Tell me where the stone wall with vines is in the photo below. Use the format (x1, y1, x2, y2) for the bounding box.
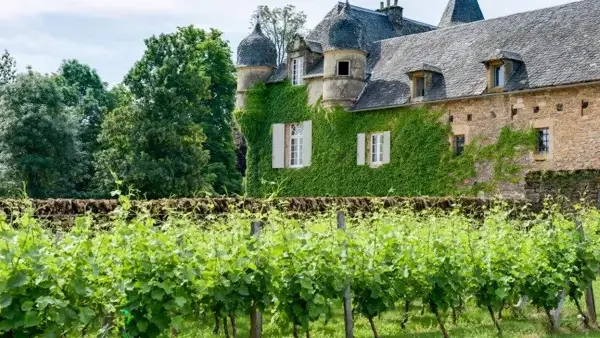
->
(236, 82, 535, 197)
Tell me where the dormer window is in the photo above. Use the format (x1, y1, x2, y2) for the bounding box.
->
(291, 57, 304, 86)
(406, 64, 442, 100)
(337, 60, 350, 76)
(483, 50, 523, 92)
(493, 64, 505, 88)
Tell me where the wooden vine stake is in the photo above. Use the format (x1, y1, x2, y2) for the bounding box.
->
(337, 211, 354, 338)
(576, 219, 597, 326)
(250, 221, 263, 338)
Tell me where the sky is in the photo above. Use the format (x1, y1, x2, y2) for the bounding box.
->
(0, 0, 578, 85)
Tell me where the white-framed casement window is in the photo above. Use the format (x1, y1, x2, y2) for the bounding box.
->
(272, 121, 312, 169)
(370, 133, 385, 165)
(337, 60, 351, 76)
(493, 64, 505, 88)
(291, 57, 304, 86)
(289, 123, 304, 167)
(357, 131, 391, 167)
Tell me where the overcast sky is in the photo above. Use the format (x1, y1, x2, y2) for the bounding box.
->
(0, 0, 578, 85)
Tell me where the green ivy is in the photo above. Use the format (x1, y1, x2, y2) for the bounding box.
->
(237, 82, 535, 197)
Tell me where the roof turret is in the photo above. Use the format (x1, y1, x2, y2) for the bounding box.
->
(326, 1, 366, 52)
(439, 0, 484, 28)
(237, 22, 277, 68)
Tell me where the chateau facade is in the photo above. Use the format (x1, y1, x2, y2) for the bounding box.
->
(235, 0, 600, 197)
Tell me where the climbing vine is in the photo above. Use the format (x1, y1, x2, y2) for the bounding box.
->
(236, 82, 535, 197)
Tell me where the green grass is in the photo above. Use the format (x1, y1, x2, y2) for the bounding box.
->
(181, 283, 600, 338)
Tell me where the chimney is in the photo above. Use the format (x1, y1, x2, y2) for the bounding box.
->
(377, 0, 403, 31)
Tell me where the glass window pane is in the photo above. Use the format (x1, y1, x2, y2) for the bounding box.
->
(416, 77, 426, 97)
(536, 128, 550, 154)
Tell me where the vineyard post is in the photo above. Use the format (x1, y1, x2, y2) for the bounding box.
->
(337, 211, 354, 338)
(576, 219, 598, 325)
(250, 221, 263, 338)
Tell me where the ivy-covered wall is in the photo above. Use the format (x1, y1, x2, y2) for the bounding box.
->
(236, 82, 534, 198)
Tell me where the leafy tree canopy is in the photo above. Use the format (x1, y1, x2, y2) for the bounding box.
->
(0, 71, 85, 198)
(0, 50, 17, 88)
(95, 26, 242, 198)
(119, 26, 240, 195)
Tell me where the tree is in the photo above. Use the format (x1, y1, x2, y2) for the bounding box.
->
(0, 50, 17, 87)
(95, 26, 241, 198)
(0, 71, 85, 198)
(251, 5, 307, 65)
(55, 60, 113, 194)
(120, 26, 241, 195)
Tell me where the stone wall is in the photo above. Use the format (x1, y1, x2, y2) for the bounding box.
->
(430, 83, 600, 196)
(525, 170, 600, 209)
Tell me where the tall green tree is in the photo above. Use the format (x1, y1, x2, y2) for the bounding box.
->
(0, 71, 85, 198)
(251, 5, 307, 65)
(95, 27, 241, 198)
(55, 60, 112, 194)
(0, 50, 17, 87)
(120, 26, 240, 195)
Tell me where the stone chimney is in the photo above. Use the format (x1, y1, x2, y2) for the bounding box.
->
(377, 0, 403, 31)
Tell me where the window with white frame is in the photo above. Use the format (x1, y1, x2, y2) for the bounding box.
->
(370, 133, 384, 165)
(291, 57, 304, 86)
(271, 121, 312, 169)
(493, 64, 505, 88)
(289, 123, 304, 167)
(357, 132, 390, 167)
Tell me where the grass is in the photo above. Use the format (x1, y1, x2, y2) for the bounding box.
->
(180, 283, 600, 338)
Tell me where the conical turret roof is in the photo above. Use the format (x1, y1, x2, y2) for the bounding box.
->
(237, 22, 277, 68)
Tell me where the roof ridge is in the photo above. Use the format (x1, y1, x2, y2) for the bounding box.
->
(336, 1, 436, 29)
(336, 1, 387, 16)
(372, 0, 587, 44)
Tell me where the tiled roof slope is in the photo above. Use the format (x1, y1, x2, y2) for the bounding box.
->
(439, 0, 484, 27)
(307, 2, 435, 50)
(353, 0, 600, 111)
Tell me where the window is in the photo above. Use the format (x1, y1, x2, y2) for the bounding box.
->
(415, 76, 426, 98)
(289, 123, 304, 167)
(493, 65, 505, 88)
(454, 135, 466, 156)
(272, 121, 312, 169)
(292, 57, 304, 86)
(536, 128, 550, 155)
(337, 61, 350, 76)
(370, 133, 385, 165)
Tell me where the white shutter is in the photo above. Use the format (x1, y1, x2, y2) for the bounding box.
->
(302, 120, 312, 166)
(272, 124, 285, 168)
(383, 131, 391, 164)
(357, 133, 366, 165)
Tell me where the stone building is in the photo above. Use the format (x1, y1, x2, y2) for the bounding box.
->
(235, 0, 600, 197)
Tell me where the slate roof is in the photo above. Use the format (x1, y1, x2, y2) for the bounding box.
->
(307, 2, 435, 51)
(305, 59, 325, 79)
(353, 0, 600, 111)
(237, 23, 277, 68)
(326, 3, 366, 52)
(267, 64, 288, 83)
(439, 0, 484, 28)
(484, 50, 524, 63)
